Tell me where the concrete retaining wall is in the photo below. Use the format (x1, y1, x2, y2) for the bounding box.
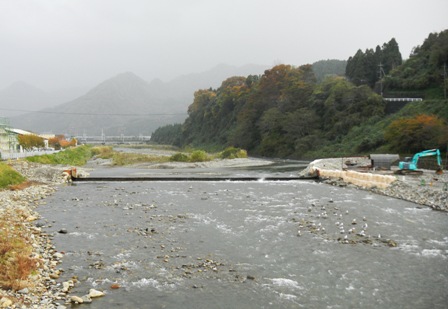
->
(311, 167, 396, 189)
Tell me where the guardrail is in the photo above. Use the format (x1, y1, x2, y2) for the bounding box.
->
(0, 150, 59, 160)
(382, 98, 423, 102)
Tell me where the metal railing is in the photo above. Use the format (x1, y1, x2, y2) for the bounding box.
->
(382, 98, 423, 102)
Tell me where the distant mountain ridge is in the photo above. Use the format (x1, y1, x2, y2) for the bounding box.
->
(10, 64, 270, 135)
(0, 81, 87, 117)
(0, 81, 52, 117)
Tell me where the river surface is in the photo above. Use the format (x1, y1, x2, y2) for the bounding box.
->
(38, 158, 448, 309)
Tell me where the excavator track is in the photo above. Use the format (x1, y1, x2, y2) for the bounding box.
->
(394, 169, 424, 176)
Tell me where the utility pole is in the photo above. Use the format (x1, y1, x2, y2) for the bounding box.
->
(444, 63, 447, 100)
(378, 63, 385, 96)
(101, 129, 105, 144)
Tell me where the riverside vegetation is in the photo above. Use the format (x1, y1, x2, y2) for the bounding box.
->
(151, 30, 448, 161)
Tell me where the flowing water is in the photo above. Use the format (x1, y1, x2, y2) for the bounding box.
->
(38, 160, 448, 309)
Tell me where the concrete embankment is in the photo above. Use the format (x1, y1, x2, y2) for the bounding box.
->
(300, 158, 448, 211)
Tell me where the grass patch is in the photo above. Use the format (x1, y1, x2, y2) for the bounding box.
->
(118, 144, 179, 151)
(169, 150, 211, 162)
(0, 163, 26, 189)
(169, 147, 248, 162)
(90, 146, 171, 166)
(91, 146, 114, 158)
(109, 152, 170, 166)
(25, 145, 93, 166)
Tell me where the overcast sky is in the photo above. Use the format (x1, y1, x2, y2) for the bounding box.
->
(1, 0, 447, 91)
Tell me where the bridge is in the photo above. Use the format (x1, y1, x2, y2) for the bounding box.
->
(75, 134, 151, 145)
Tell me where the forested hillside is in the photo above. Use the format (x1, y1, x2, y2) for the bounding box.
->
(151, 30, 448, 159)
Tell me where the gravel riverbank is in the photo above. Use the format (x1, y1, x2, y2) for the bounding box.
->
(1, 157, 447, 308)
(0, 161, 67, 309)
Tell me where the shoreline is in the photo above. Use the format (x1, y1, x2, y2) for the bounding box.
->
(0, 161, 65, 309)
(1, 157, 447, 307)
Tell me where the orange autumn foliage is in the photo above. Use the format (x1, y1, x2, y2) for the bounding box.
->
(48, 135, 77, 150)
(384, 114, 448, 153)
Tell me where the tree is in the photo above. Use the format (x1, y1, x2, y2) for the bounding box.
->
(150, 124, 183, 147)
(18, 134, 45, 151)
(346, 38, 402, 89)
(346, 49, 367, 86)
(49, 135, 77, 149)
(384, 114, 448, 153)
(381, 38, 402, 73)
(383, 30, 448, 93)
(312, 59, 347, 82)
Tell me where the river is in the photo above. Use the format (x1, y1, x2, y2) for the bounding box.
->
(38, 157, 448, 308)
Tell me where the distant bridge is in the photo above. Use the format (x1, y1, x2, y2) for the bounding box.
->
(75, 135, 151, 145)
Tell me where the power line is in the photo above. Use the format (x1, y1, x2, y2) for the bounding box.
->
(0, 107, 187, 117)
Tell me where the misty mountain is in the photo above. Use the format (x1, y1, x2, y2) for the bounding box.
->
(0, 82, 52, 117)
(10, 64, 269, 136)
(0, 81, 88, 118)
(11, 72, 172, 136)
(149, 63, 270, 103)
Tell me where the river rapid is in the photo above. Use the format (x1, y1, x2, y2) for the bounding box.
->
(38, 157, 448, 309)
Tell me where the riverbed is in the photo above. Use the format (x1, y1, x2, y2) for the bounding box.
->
(37, 159, 448, 308)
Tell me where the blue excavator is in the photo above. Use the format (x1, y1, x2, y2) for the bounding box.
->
(396, 149, 443, 174)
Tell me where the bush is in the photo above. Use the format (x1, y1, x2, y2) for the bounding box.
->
(219, 147, 248, 159)
(110, 153, 168, 166)
(190, 150, 210, 162)
(91, 146, 114, 158)
(170, 153, 190, 162)
(0, 163, 26, 189)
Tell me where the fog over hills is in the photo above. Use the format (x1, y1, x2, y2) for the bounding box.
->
(0, 82, 54, 117)
(9, 64, 269, 135)
(0, 82, 87, 118)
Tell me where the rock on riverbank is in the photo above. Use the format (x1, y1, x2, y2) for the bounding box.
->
(300, 158, 448, 211)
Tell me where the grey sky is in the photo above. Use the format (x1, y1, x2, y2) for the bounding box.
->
(1, 0, 447, 91)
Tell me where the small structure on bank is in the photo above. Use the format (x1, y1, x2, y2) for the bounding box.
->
(369, 154, 400, 170)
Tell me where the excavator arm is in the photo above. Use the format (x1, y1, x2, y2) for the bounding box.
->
(398, 149, 442, 173)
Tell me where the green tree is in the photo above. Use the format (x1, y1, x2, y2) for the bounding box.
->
(346, 38, 402, 89)
(150, 124, 183, 147)
(381, 38, 402, 73)
(346, 49, 367, 86)
(312, 59, 347, 82)
(384, 30, 448, 94)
